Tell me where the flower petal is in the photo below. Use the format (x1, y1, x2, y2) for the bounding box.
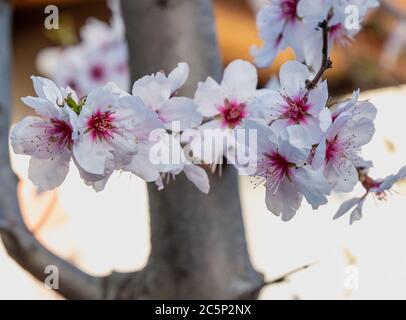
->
(168, 62, 189, 93)
(160, 97, 203, 131)
(279, 61, 309, 97)
(194, 77, 224, 117)
(221, 59, 258, 94)
(28, 155, 70, 191)
(183, 164, 210, 194)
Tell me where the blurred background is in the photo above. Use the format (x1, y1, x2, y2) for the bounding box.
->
(3, 0, 406, 299)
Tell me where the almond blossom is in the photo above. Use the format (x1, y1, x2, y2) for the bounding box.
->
(73, 83, 159, 185)
(10, 77, 78, 191)
(251, 0, 305, 68)
(246, 120, 331, 221)
(132, 63, 202, 132)
(334, 166, 406, 225)
(298, 0, 379, 69)
(313, 96, 376, 192)
(252, 0, 379, 69)
(192, 59, 261, 166)
(36, 0, 129, 97)
(250, 60, 329, 143)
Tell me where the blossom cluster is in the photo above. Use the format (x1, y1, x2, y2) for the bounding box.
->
(11, 0, 406, 224)
(36, 0, 129, 98)
(252, 0, 379, 69)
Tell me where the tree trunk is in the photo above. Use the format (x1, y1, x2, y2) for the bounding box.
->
(121, 0, 263, 299)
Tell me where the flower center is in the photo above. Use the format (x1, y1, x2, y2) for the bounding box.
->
(282, 95, 310, 124)
(280, 0, 298, 22)
(256, 151, 292, 191)
(329, 23, 352, 47)
(86, 110, 117, 141)
(90, 65, 105, 81)
(361, 176, 381, 191)
(47, 118, 73, 150)
(219, 99, 247, 128)
(325, 135, 358, 168)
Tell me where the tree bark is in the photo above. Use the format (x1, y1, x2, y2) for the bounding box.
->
(0, 0, 264, 300)
(0, 0, 105, 300)
(120, 0, 264, 299)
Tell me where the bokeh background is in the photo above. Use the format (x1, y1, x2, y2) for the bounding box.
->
(3, 0, 406, 299)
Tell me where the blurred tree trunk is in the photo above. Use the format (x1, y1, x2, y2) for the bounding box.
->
(120, 0, 263, 299)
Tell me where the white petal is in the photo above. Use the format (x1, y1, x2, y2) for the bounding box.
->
(132, 73, 171, 110)
(21, 96, 61, 119)
(279, 61, 309, 97)
(183, 164, 210, 194)
(247, 90, 285, 122)
(28, 155, 70, 191)
(160, 97, 203, 131)
(265, 179, 303, 222)
(73, 134, 113, 175)
(31, 76, 63, 104)
(326, 160, 359, 192)
(350, 197, 366, 225)
(312, 137, 326, 169)
(124, 142, 160, 182)
(168, 62, 189, 93)
(307, 80, 328, 116)
(293, 166, 331, 209)
(375, 166, 406, 192)
(278, 125, 312, 164)
(343, 117, 375, 147)
(334, 197, 362, 220)
(221, 59, 258, 94)
(194, 77, 224, 117)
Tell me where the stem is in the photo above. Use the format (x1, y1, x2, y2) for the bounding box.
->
(306, 20, 333, 90)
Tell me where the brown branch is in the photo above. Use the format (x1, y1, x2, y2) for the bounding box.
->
(263, 264, 311, 287)
(306, 20, 333, 90)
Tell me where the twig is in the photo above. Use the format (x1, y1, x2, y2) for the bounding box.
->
(306, 20, 333, 90)
(263, 263, 312, 287)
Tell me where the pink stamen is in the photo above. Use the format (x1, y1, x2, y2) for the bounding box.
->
(281, 94, 310, 124)
(280, 0, 298, 23)
(255, 151, 291, 192)
(86, 110, 117, 141)
(329, 23, 353, 47)
(218, 98, 247, 129)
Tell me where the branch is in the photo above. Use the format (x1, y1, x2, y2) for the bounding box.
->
(306, 20, 333, 90)
(263, 264, 311, 287)
(0, 0, 105, 300)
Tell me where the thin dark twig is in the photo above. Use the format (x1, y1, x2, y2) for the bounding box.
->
(263, 263, 312, 287)
(306, 20, 333, 90)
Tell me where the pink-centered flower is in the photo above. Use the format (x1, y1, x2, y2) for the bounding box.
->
(36, 0, 129, 97)
(298, 0, 379, 69)
(334, 165, 406, 225)
(246, 120, 331, 221)
(192, 60, 261, 165)
(313, 102, 376, 192)
(10, 76, 78, 191)
(251, 0, 305, 68)
(251, 60, 329, 143)
(74, 83, 148, 180)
